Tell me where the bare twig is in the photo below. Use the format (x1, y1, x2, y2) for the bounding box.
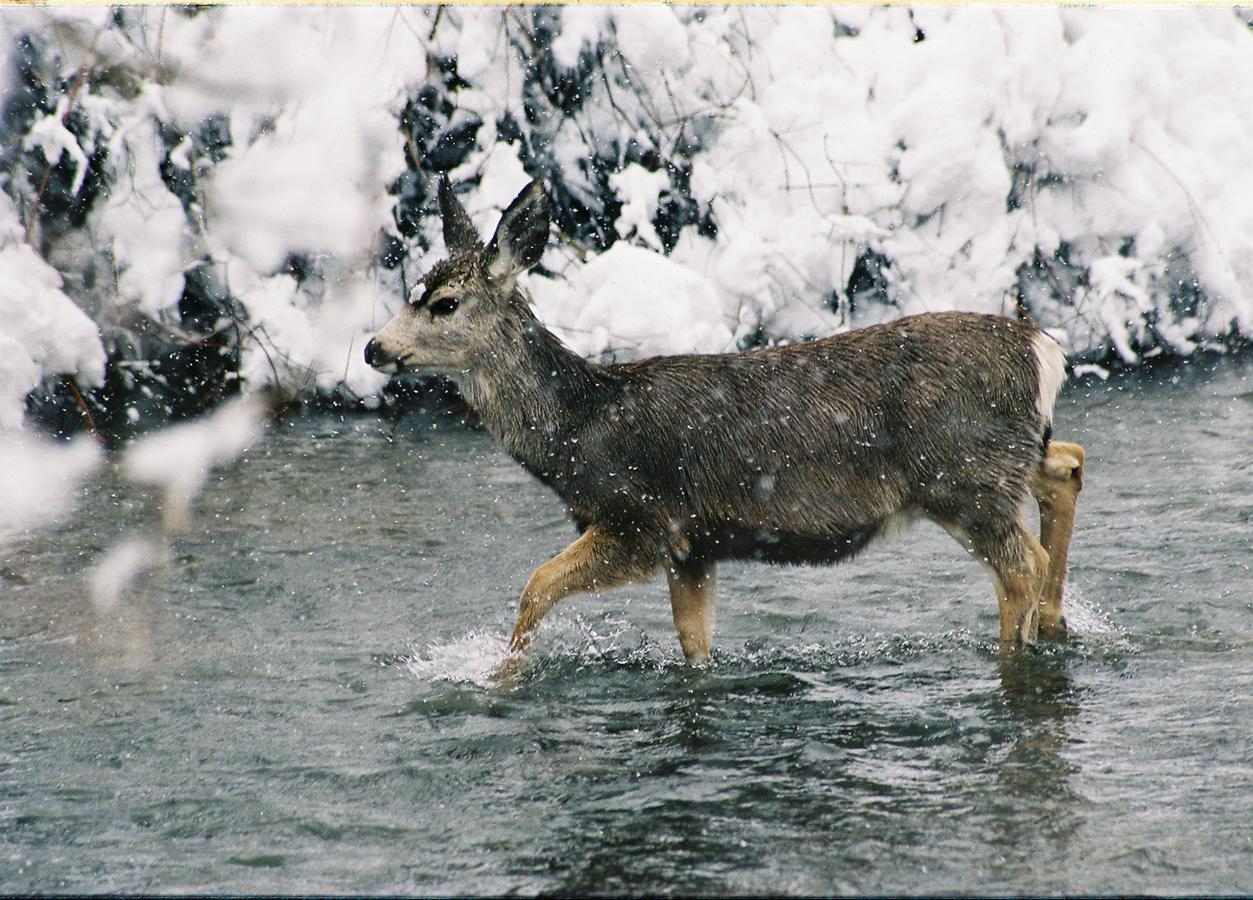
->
(768, 127, 826, 216)
(505, 7, 537, 58)
(428, 5, 444, 42)
(61, 374, 106, 446)
(1130, 135, 1223, 260)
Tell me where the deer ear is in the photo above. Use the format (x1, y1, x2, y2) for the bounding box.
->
(439, 178, 481, 253)
(484, 180, 549, 285)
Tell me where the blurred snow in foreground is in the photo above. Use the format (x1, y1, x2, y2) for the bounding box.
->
(122, 395, 267, 533)
(89, 395, 268, 611)
(0, 432, 101, 548)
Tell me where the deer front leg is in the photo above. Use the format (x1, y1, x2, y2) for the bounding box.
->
(996, 530, 1050, 651)
(508, 525, 659, 654)
(1032, 440, 1085, 638)
(666, 557, 716, 665)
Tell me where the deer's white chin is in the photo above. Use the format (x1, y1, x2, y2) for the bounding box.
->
(386, 360, 470, 383)
(375, 353, 459, 377)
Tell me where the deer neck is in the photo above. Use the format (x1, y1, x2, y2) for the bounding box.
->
(457, 302, 614, 482)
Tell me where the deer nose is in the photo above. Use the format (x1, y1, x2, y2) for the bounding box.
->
(364, 338, 382, 368)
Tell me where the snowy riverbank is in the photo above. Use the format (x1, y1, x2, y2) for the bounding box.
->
(1, 6, 1251, 537)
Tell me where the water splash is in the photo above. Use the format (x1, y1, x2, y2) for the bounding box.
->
(402, 630, 512, 687)
(402, 614, 673, 687)
(1061, 585, 1120, 638)
(400, 597, 1125, 689)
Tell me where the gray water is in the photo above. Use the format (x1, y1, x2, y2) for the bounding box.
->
(2, 358, 1251, 895)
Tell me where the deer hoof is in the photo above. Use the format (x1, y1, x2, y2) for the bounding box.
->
(1038, 615, 1069, 640)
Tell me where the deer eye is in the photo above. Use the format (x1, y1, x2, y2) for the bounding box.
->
(429, 296, 459, 317)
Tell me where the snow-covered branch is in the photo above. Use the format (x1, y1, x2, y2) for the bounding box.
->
(0, 5, 1250, 448)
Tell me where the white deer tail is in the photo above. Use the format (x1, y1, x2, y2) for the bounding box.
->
(1031, 331, 1067, 426)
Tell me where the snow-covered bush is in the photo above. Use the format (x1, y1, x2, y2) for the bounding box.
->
(1, 5, 1251, 448)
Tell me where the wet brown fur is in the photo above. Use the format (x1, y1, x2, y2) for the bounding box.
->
(366, 181, 1085, 664)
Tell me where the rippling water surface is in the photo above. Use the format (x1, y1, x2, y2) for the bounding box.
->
(2, 358, 1250, 894)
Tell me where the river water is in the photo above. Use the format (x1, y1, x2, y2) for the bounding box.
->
(2, 357, 1250, 895)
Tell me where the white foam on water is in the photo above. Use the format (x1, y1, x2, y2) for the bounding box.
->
(403, 630, 512, 687)
(1061, 586, 1120, 638)
(401, 595, 1122, 688)
(401, 613, 670, 686)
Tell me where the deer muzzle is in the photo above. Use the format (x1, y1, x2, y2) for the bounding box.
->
(363, 337, 397, 373)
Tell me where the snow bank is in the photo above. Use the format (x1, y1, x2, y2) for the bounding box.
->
(0, 196, 106, 431)
(530, 241, 740, 359)
(192, 10, 420, 274)
(0, 5, 1250, 448)
(2, 7, 426, 432)
(432, 7, 1253, 364)
(677, 7, 1253, 358)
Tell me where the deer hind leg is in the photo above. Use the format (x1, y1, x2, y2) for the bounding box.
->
(965, 519, 1050, 651)
(666, 557, 717, 665)
(509, 525, 658, 654)
(1031, 440, 1085, 638)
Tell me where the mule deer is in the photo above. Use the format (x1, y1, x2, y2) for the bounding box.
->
(365, 180, 1085, 664)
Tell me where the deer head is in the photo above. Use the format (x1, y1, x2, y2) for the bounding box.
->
(364, 179, 550, 376)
